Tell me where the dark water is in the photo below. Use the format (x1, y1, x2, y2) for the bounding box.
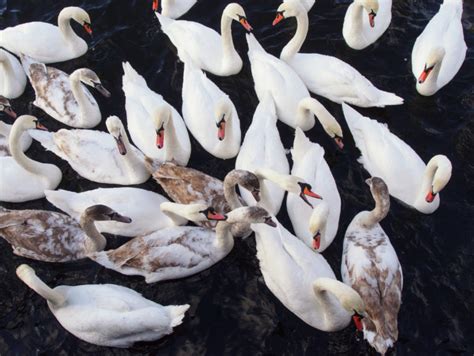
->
(1, 0, 473, 354)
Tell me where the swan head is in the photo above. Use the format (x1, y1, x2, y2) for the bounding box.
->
(215, 98, 233, 142)
(0, 96, 16, 119)
(83, 205, 132, 224)
(62, 7, 92, 35)
(106, 116, 127, 155)
(418, 47, 446, 84)
(308, 201, 330, 251)
(223, 3, 253, 32)
(152, 105, 172, 150)
(273, 0, 306, 25)
(224, 170, 261, 202)
(356, 0, 379, 27)
(73, 68, 111, 98)
(16, 115, 48, 131)
(425, 155, 452, 203)
(161, 202, 227, 223)
(366, 177, 390, 214)
(323, 118, 344, 150)
(227, 206, 276, 227)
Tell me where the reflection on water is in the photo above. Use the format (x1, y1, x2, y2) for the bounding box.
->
(0, 0, 473, 354)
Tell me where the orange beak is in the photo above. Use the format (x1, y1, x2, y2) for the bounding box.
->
(239, 18, 253, 32)
(156, 127, 164, 149)
(368, 11, 376, 28)
(304, 186, 322, 200)
(152, 0, 159, 11)
(35, 122, 48, 131)
(115, 134, 127, 155)
(353, 315, 363, 331)
(207, 211, 227, 221)
(217, 120, 226, 141)
(425, 190, 436, 203)
(273, 12, 284, 26)
(83, 23, 92, 35)
(418, 66, 433, 84)
(312, 233, 321, 250)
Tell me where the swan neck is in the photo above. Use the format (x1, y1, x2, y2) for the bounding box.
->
(0, 53, 13, 73)
(80, 215, 107, 253)
(313, 282, 346, 322)
(349, 2, 364, 33)
(69, 74, 91, 126)
(281, 12, 309, 61)
(220, 15, 237, 63)
(9, 126, 42, 174)
(22, 272, 66, 307)
(58, 11, 79, 45)
(298, 98, 334, 133)
(224, 174, 243, 210)
(215, 220, 234, 250)
(361, 192, 390, 227)
(417, 160, 438, 202)
(160, 203, 188, 225)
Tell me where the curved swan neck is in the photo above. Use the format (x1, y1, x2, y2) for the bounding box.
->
(9, 124, 42, 174)
(58, 9, 82, 47)
(417, 158, 442, 202)
(298, 98, 336, 137)
(223, 171, 245, 209)
(281, 11, 309, 61)
(348, 2, 365, 33)
(80, 215, 107, 253)
(160, 202, 188, 225)
(19, 268, 66, 307)
(69, 72, 92, 126)
(220, 15, 238, 65)
(0, 52, 13, 73)
(360, 190, 390, 227)
(215, 220, 234, 250)
(313, 281, 348, 319)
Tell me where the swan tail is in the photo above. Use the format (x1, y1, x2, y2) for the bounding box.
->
(246, 33, 265, 55)
(28, 130, 57, 153)
(44, 190, 78, 218)
(375, 91, 404, 107)
(144, 156, 163, 174)
(291, 127, 312, 160)
(363, 317, 396, 355)
(122, 62, 147, 88)
(20, 54, 44, 75)
(165, 304, 190, 328)
(261, 93, 277, 121)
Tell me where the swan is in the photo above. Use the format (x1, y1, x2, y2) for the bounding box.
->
(182, 58, 240, 159)
(29, 116, 150, 185)
(0, 205, 131, 262)
(45, 187, 198, 237)
(145, 161, 260, 237)
(342, 177, 402, 355)
(0, 7, 91, 63)
(411, 0, 467, 96)
(152, 0, 197, 19)
(16, 264, 190, 348)
(0, 98, 32, 157)
(0, 116, 62, 202)
(342, 0, 392, 50)
(22, 56, 111, 128)
(274, 0, 403, 108)
(251, 217, 367, 331)
(343, 103, 452, 214)
(156, 3, 252, 76)
(246, 33, 343, 146)
(122, 62, 191, 165)
(284, 0, 314, 12)
(235, 95, 289, 214)
(286, 128, 341, 252)
(0, 49, 27, 99)
(91, 205, 275, 283)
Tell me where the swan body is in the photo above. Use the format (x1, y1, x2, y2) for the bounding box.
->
(252, 218, 366, 331)
(29, 116, 150, 185)
(153, 0, 197, 19)
(0, 205, 131, 262)
(412, 0, 467, 96)
(0, 7, 91, 63)
(287, 128, 341, 252)
(0, 116, 62, 203)
(343, 0, 392, 50)
(91, 205, 273, 283)
(156, 3, 252, 76)
(17, 264, 190, 348)
(342, 177, 402, 355)
(45, 188, 182, 237)
(182, 59, 240, 159)
(235, 95, 289, 214)
(0, 49, 27, 98)
(246, 34, 343, 144)
(23, 56, 110, 128)
(145, 161, 260, 237)
(122, 62, 191, 165)
(276, 0, 403, 107)
(343, 103, 452, 214)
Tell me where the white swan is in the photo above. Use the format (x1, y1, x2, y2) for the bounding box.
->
(246, 33, 343, 145)
(342, 177, 402, 355)
(284, 0, 314, 12)
(274, 0, 403, 108)
(412, 0, 467, 96)
(235, 95, 289, 214)
(182, 59, 241, 159)
(0, 7, 92, 63)
(22, 56, 110, 128)
(91, 205, 274, 283)
(29, 116, 150, 185)
(45, 187, 192, 237)
(123, 62, 191, 165)
(0, 98, 32, 157)
(287, 128, 341, 252)
(156, 3, 252, 76)
(343, 103, 452, 214)
(152, 0, 197, 19)
(0, 205, 131, 262)
(0, 116, 62, 202)
(0, 49, 27, 99)
(342, 0, 392, 50)
(16, 264, 190, 348)
(251, 217, 366, 331)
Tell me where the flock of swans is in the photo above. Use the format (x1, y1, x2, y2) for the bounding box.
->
(0, 0, 466, 353)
